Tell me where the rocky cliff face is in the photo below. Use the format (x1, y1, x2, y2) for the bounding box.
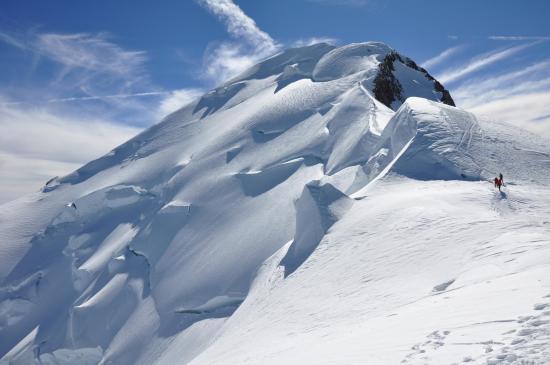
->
(373, 51, 455, 110)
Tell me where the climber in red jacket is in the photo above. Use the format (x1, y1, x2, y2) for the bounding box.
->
(494, 176, 502, 191)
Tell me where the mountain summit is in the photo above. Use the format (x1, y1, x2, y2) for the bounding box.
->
(1, 42, 550, 365)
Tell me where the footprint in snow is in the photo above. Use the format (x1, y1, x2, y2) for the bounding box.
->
(487, 298, 550, 364)
(401, 330, 451, 363)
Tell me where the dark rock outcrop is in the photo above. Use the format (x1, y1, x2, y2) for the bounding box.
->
(373, 51, 455, 109)
(373, 51, 404, 109)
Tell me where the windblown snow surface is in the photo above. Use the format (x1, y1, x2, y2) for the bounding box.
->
(1, 42, 550, 365)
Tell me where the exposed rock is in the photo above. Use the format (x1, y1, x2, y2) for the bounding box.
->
(373, 51, 455, 109)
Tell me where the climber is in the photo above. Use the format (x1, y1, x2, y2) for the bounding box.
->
(494, 176, 502, 191)
(499, 173, 504, 185)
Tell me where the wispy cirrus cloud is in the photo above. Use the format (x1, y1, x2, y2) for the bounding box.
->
(196, 0, 277, 52)
(0, 31, 27, 49)
(437, 42, 538, 84)
(1, 91, 173, 107)
(0, 30, 201, 123)
(489, 35, 550, 41)
(0, 31, 149, 92)
(446, 35, 550, 42)
(451, 59, 550, 137)
(35, 33, 147, 80)
(196, 0, 281, 84)
(0, 30, 160, 123)
(421, 45, 464, 70)
(452, 60, 550, 106)
(467, 92, 550, 137)
(291, 37, 338, 48)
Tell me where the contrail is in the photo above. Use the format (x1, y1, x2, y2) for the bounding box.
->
(47, 91, 169, 103)
(0, 91, 171, 107)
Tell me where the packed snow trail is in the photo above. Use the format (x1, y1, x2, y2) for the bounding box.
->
(1, 42, 549, 365)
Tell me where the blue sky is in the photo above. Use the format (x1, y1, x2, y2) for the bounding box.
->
(1, 0, 549, 203)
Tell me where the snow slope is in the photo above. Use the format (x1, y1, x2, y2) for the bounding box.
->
(192, 178, 550, 365)
(190, 99, 550, 365)
(1, 42, 550, 365)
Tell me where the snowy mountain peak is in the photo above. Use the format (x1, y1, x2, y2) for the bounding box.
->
(2, 42, 550, 365)
(311, 41, 392, 81)
(215, 41, 453, 112)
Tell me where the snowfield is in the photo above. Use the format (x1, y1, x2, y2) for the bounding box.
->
(191, 178, 550, 365)
(1, 42, 550, 365)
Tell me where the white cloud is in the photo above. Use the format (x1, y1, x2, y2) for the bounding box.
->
(35, 33, 147, 80)
(202, 42, 264, 84)
(0, 102, 141, 204)
(0, 153, 81, 205)
(0, 30, 168, 127)
(468, 92, 550, 137)
(0, 31, 27, 49)
(452, 60, 550, 107)
(437, 42, 538, 84)
(45, 91, 167, 104)
(196, 0, 281, 84)
(291, 37, 338, 48)
(0, 31, 149, 91)
(489, 36, 550, 41)
(0, 30, 156, 121)
(450, 60, 550, 138)
(421, 45, 464, 70)
(157, 88, 203, 118)
(197, 0, 277, 53)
